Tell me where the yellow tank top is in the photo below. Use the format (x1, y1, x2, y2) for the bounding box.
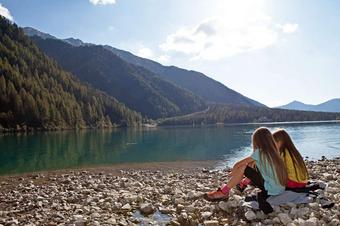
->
(281, 149, 308, 183)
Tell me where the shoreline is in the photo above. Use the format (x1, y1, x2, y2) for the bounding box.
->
(0, 160, 218, 178)
(0, 158, 339, 225)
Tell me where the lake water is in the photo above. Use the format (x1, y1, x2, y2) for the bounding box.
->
(0, 122, 339, 175)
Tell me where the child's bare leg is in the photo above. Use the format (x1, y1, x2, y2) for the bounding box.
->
(226, 164, 247, 189)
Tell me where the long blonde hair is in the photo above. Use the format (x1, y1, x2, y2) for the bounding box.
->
(273, 129, 308, 179)
(252, 127, 288, 186)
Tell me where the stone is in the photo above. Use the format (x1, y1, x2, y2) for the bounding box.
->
(290, 207, 298, 216)
(90, 212, 100, 219)
(218, 201, 229, 211)
(169, 220, 181, 226)
(72, 215, 86, 226)
(278, 213, 292, 225)
(330, 219, 340, 226)
(139, 203, 155, 215)
(203, 220, 219, 226)
(228, 195, 242, 208)
(245, 210, 256, 221)
(106, 217, 117, 224)
(304, 217, 318, 226)
(287, 223, 297, 226)
(308, 202, 319, 210)
(184, 205, 196, 213)
(121, 203, 132, 211)
(201, 211, 213, 219)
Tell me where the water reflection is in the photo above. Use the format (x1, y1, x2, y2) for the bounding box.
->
(0, 122, 339, 175)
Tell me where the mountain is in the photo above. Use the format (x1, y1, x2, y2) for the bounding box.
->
(103, 46, 264, 107)
(22, 27, 57, 40)
(23, 27, 264, 108)
(278, 99, 340, 113)
(30, 37, 206, 119)
(0, 16, 142, 131)
(63, 38, 87, 47)
(23, 27, 90, 47)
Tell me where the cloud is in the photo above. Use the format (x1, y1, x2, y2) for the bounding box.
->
(281, 23, 299, 34)
(134, 45, 170, 64)
(89, 0, 116, 5)
(158, 55, 170, 64)
(0, 3, 13, 21)
(160, 0, 298, 61)
(137, 47, 154, 59)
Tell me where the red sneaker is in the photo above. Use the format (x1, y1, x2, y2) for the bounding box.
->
(204, 188, 229, 201)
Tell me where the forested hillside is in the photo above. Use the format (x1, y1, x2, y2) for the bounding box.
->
(159, 105, 340, 126)
(104, 45, 264, 107)
(0, 17, 142, 131)
(23, 27, 263, 109)
(31, 37, 206, 119)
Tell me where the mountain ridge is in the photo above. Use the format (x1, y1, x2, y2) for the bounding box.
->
(23, 27, 265, 108)
(30, 36, 206, 119)
(278, 99, 340, 113)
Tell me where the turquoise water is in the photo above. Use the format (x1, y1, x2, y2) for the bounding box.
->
(0, 122, 339, 175)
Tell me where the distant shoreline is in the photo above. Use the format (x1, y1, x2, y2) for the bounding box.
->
(1, 119, 339, 134)
(159, 119, 340, 128)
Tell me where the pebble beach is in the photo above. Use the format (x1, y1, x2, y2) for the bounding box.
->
(0, 159, 339, 226)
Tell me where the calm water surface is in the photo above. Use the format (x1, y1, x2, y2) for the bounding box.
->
(0, 122, 339, 175)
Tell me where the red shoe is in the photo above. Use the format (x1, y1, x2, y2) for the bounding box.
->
(204, 188, 229, 201)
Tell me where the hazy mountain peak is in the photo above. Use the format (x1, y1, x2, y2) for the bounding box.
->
(278, 98, 340, 113)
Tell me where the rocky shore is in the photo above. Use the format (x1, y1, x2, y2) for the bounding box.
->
(0, 159, 339, 226)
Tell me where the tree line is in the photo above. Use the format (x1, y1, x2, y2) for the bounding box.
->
(0, 16, 142, 132)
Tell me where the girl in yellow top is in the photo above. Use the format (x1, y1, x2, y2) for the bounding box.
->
(273, 129, 309, 188)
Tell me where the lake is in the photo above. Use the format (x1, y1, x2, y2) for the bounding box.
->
(0, 121, 339, 175)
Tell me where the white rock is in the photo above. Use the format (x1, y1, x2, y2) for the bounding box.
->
(308, 202, 318, 210)
(201, 211, 212, 219)
(245, 210, 256, 221)
(121, 203, 131, 211)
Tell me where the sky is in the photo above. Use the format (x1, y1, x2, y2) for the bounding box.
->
(1, 0, 339, 107)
